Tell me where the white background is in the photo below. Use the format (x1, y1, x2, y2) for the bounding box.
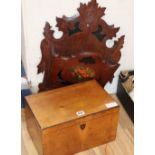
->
(21, 0, 134, 93)
(0, 0, 155, 155)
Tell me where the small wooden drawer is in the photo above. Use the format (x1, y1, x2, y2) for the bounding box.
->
(25, 80, 119, 155)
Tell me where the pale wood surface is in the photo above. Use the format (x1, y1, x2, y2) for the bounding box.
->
(25, 80, 120, 154)
(41, 108, 119, 155)
(22, 95, 134, 155)
(25, 80, 117, 129)
(25, 105, 43, 155)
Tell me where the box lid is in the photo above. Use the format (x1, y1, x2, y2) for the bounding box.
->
(25, 80, 118, 129)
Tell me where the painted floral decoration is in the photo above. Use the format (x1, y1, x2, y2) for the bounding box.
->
(70, 66, 95, 81)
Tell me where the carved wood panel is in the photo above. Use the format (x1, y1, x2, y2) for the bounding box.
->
(37, 0, 125, 92)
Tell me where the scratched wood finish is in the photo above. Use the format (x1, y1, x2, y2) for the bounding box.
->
(25, 80, 120, 155)
(37, 0, 125, 92)
(22, 95, 134, 155)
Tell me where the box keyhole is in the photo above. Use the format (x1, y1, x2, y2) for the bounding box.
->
(80, 123, 86, 130)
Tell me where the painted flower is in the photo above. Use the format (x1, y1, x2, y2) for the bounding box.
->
(71, 66, 95, 80)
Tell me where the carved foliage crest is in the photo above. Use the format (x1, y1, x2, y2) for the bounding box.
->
(37, 0, 125, 92)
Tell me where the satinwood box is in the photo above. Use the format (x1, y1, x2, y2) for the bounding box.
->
(25, 80, 119, 155)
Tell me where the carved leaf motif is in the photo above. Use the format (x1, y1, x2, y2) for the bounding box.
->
(99, 20, 120, 40)
(113, 35, 125, 52)
(56, 17, 74, 34)
(111, 35, 125, 63)
(37, 22, 54, 74)
(37, 0, 125, 92)
(43, 22, 54, 41)
(78, 0, 106, 31)
(105, 35, 125, 64)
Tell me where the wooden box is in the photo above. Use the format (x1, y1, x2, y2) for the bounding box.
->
(25, 80, 119, 155)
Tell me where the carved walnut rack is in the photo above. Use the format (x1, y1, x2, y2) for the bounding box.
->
(37, 0, 125, 92)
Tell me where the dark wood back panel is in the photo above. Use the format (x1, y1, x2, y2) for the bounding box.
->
(37, 0, 125, 92)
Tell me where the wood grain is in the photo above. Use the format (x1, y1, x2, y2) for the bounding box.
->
(22, 95, 133, 155)
(25, 80, 120, 155)
(25, 80, 119, 129)
(42, 108, 119, 155)
(25, 104, 43, 155)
